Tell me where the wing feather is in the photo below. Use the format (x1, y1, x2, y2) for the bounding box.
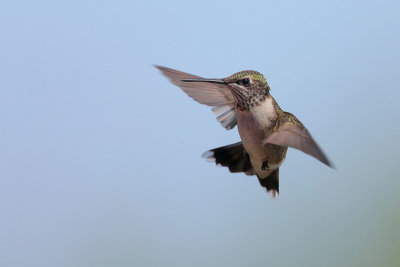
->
(155, 65, 237, 129)
(265, 122, 333, 167)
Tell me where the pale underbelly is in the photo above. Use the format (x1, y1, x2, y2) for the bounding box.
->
(242, 134, 287, 178)
(236, 109, 287, 178)
(249, 145, 287, 178)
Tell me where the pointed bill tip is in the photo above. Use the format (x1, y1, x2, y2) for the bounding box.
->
(181, 78, 226, 84)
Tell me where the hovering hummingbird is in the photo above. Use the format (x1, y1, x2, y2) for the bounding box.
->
(156, 66, 332, 198)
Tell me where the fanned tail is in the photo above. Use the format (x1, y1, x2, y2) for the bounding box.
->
(202, 142, 255, 175)
(258, 168, 279, 199)
(203, 142, 280, 198)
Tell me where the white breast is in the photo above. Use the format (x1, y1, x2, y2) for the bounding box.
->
(235, 97, 277, 157)
(251, 97, 276, 129)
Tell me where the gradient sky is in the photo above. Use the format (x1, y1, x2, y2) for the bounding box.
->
(1, 0, 399, 266)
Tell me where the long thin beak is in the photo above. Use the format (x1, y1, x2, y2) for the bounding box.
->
(181, 78, 227, 84)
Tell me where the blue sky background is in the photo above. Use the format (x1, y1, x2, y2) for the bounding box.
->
(1, 0, 399, 266)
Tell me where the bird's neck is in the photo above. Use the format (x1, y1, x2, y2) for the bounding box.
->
(247, 96, 279, 130)
(233, 90, 268, 111)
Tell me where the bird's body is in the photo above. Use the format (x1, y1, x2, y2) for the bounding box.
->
(156, 66, 332, 198)
(236, 96, 286, 178)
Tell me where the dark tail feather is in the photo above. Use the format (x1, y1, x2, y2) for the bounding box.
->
(258, 168, 279, 199)
(204, 143, 280, 198)
(202, 142, 255, 176)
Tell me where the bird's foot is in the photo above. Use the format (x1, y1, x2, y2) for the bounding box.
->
(262, 160, 269, 170)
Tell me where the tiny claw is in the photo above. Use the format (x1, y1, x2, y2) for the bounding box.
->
(262, 161, 269, 170)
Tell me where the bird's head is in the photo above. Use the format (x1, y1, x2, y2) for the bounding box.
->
(182, 70, 270, 109)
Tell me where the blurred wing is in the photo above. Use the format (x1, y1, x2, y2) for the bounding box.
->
(265, 122, 332, 167)
(155, 65, 237, 130)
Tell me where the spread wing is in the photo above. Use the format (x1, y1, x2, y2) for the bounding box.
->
(155, 65, 237, 130)
(264, 113, 333, 167)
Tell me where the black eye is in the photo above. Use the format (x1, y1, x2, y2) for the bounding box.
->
(236, 78, 250, 86)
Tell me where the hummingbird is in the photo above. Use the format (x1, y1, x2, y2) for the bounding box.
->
(156, 66, 333, 198)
